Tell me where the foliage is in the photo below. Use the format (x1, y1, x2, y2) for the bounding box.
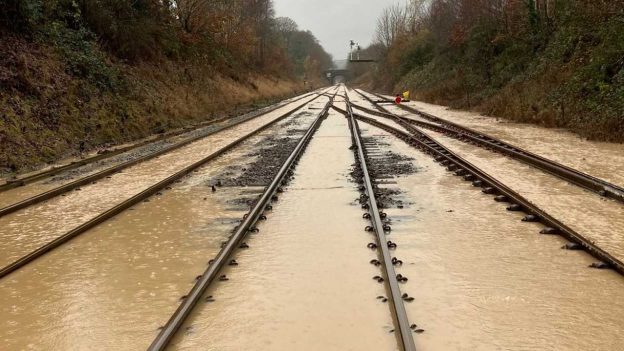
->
(358, 0, 624, 141)
(44, 22, 122, 91)
(0, 0, 333, 172)
(78, 0, 179, 61)
(274, 22, 333, 80)
(0, 0, 332, 78)
(0, 0, 43, 32)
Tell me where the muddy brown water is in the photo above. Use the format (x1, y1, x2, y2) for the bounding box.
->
(0, 103, 321, 350)
(0, 91, 323, 209)
(3, 86, 624, 350)
(368, 90, 624, 188)
(357, 122, 624, 351)
(427, 133, 624, 259)
(0, 97, 326, 268)
(168, 109, 399, 351)
(348, 90, 624, 263)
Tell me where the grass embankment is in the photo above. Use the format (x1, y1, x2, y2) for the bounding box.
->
(0, 34, 317, 174)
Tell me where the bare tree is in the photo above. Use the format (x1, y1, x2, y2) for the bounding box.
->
(375, 4, 409, 48)
(407, 0, 432, 33)
(274, 17, 299, 34)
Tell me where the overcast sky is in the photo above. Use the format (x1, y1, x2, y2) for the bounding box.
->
(274, 0, 407, 61)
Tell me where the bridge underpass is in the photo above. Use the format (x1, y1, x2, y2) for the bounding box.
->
(324, 68, 350, 84)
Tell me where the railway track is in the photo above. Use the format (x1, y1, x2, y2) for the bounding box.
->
(352, 89, 624, 205)
(3, 85, 622, 350)
(0, 91, 317, 193)
(149, 88, 419, 351)
(334, 91, 624, 276)
(0, 91, 335, 279)
(0, 91, 327, 219)
(345, 98, 417, 351)
(147, 93, 336, 351)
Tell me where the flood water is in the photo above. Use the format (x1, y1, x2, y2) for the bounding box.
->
(424, 132, 624, 261)
(0, 91, 319, 209)
(2, 86, 624, 350)
(357, 121, 624, 351)
(348, 90, 624, 263)
(0, 96, 322, 267)
(0, 103, 321, 350)
(169, 109, 398, 351)
(371, 91, 624, 188)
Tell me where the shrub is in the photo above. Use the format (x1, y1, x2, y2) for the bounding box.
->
(0, 0, 43, 32)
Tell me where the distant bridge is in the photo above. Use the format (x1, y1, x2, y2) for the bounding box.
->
(323, 68, 350, 84)
(324, 58, 376, 84)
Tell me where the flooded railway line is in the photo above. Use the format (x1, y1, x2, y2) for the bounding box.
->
(0, 92, 317, 194)
(166, 96, 419, 351)
(0, 91, 337, 350)
(338, 91, 624, 275)
(2, 85, 624, 350)
(348, 116, 624, 351)
(0, 92, 323, 214)
(147, 97, 335, 350)
(353, 90, 624, 204)
(346, 101, 417, 351)
(0, 90, 332, 277)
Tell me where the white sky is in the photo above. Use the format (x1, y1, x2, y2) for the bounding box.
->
(273, 0, 408, 60)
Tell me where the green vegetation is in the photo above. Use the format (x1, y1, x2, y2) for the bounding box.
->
(0, 0, 332, 172)
(360, 0, 624, 142)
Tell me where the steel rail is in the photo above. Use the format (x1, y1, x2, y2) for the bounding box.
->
(0, 93, 325, 219)
(147, 95, 335, 351)
(343, 93, 417, 351)
(0, 127, 194, 191)
(0, 91, 320, 193)
(350, 98, 624, 204)
(347, 109, 624, 276)
(0, 97, 322, 280)
(355, 89, 624, 204)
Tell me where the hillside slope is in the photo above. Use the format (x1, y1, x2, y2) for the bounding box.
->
(0, 33, 309, 173)
(364, 1, 624, 142)
(0, 0, 330, 173)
